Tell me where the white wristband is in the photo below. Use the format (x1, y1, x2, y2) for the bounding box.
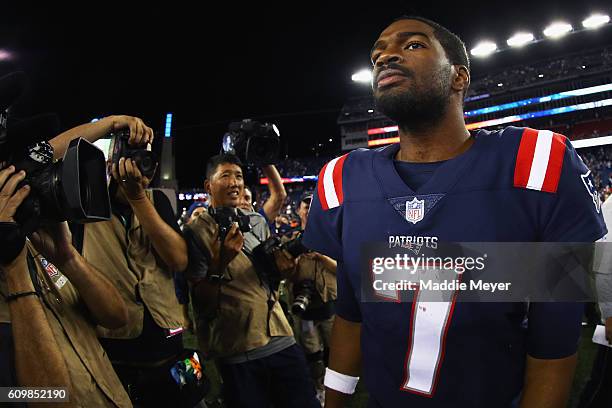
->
(324, 367, 360, 395)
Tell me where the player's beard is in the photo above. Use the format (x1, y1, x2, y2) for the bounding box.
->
(374, 65, 452, 133)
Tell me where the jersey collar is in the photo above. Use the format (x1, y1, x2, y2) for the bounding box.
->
(372, 132, 482, 198)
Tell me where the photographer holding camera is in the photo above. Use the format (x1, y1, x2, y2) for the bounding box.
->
(0, 153, 131, 406)
(239, 164, 287, 223)
(184, 153, 319, 408)
(287, 193, 337, 405)
(51, 117, 202, 407)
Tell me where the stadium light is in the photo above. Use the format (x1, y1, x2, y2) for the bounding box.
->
(351, 69, 373, 84)
(506, 32, 535, 47)
(0, 49, 12, 61)
(582, 14, 610, 29)
(543, 22, 572, 38)
(470, 41, 497, 57)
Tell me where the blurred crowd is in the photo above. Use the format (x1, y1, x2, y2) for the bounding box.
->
(467, 46, 612, 98)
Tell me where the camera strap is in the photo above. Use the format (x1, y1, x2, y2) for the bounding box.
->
(26, 250, 44, 295)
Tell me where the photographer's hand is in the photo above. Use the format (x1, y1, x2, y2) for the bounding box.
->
(30, 222, 77, 267)
(221, 223, 245, 262)
(113, 157, 188, 272)
(112, 157, 151, 202)
(0, 164, 30, 223)
(209, 224, 244, 276)
(49, 115, 153, 160)
(109, 115, 154, 147)
(0, 163, 30, 266)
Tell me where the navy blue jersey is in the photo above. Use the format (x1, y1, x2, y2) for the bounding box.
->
(303, 127, 607, 407)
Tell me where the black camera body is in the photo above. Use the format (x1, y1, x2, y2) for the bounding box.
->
(11, 139, 111, 234)
(222, 119, 281, 166)
(109, 129, 158, 179)
(282, 232, 311, 258)
(251, 232, 311, 291)
(208, 207, 252, 243)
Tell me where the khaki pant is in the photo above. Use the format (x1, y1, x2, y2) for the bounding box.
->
(299, 317, 334, 355)
(294, 316, 334, 391)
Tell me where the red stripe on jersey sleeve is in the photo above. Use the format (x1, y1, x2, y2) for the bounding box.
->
(332, 154, 348, 204)
(540, 133, 567, 193)
(513, 128, 538, 188)
(318, 162, 329, 210)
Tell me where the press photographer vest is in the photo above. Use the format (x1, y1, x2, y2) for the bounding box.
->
(188, 210, 293, 357)
(83, 190, 184, 339)
(0, 243, 132, 408)
(294, 255, 337, 304)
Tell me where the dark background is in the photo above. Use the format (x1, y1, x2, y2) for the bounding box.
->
(1, 1, 611, 188)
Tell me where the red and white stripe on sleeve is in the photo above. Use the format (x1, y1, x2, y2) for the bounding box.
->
(513, 128, 567, 193)
(317, 154, 349, 210)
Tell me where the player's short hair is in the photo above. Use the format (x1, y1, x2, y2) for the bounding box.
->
(205, 153, 243, 180)
(393, 15, 470, 71)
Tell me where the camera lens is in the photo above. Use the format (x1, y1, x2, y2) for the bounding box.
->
(140, 156, 152, 171)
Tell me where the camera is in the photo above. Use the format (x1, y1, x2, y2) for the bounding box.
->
(222, 119, 281, 166)
(109, 129, 158, 179)
(8, 138, 111, 234)
(291, 279, 316, 315)
(282, 232, 311, 258)
(208, 207, 252, 242)
(251, 232, 311, 291)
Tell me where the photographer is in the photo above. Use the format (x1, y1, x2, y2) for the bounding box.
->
(49, 115, 153, 160)
(239, 164, 287, 223)
(184, 153, 319, 408)
(51, 119, 199, 407)
(287, 193, 337, 405)
(0, 164, 132, 407)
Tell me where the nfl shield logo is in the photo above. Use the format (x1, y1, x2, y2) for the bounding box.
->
(405, 197, 425, 224)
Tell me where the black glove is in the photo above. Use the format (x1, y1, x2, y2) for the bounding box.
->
(0, 222, 26, 265)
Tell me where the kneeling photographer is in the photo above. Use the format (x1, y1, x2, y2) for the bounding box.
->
(0, 71, 131, 407)
(184, 152, 319, 408)
(52, 120, 209, 407)
(287, 193, 337, 405)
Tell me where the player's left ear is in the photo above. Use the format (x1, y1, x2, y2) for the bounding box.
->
(451, 65, 470, 95)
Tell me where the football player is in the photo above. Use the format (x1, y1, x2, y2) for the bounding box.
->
(303, 16, 607, 407)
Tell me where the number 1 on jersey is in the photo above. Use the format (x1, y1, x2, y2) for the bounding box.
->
(372, 280, 459, 396)
(401, 290, 458, 396)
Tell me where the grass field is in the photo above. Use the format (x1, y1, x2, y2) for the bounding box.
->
(185, 325, 601, 407)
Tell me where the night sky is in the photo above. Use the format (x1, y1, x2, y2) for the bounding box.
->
(1, 1, 611, 188)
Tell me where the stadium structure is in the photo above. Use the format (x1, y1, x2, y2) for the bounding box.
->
(339, 45, 612, 150)
(179, 15, 612, 213)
